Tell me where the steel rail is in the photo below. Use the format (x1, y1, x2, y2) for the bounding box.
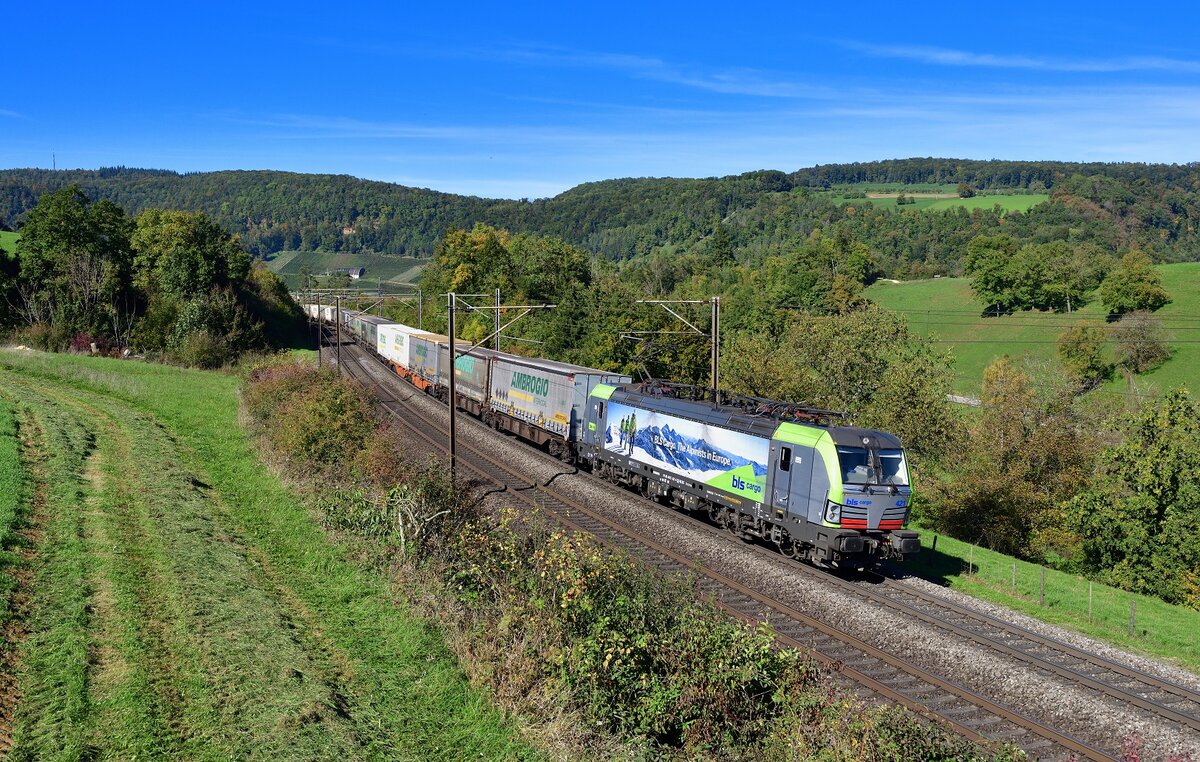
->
(325, 333, 1114, 761)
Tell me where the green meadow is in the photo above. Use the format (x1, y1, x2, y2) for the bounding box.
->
(0, 231, 19, 252)
(867, 262, 1200, 397)
(265, 250, 426, 290)
(831, 193, 1049, 212)
(0, 350, 534, 761)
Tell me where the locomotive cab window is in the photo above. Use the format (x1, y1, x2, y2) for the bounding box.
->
(778, 447, 791, 472)
(878, 449, 909, 486)
(837, 446, 910, 486)
(837, 447, 873, 485)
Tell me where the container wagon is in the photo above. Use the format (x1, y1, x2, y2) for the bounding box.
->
(487, 355, 631, 462)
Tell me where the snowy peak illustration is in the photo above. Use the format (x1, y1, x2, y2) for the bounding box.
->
(631, 424, 766, 477)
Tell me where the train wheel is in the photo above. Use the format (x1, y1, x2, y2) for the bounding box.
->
(780, 537, 801, 559)
(723, 509, 739, 536)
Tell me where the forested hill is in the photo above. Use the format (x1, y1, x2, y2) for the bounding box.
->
(3, 158, 1200, 278)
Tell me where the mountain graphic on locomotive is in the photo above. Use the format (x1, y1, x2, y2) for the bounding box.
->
(306, 304, 920, 569)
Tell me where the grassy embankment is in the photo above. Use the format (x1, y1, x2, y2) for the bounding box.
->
(903, 531, 1200, 674)
(0, 349, 534, 760)
(867, 262, 1200, 397)
(264, 251, 425, 291)
(0, 232, 18, 253)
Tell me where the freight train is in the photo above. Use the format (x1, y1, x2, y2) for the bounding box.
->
(304, 304, 919, 569)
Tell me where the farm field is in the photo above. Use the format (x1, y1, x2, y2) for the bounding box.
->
(265, 251, 426, 291)
(0, 350, 533, 760)
(831, 193, 1048, 212)
(867, 262, 1200, 397)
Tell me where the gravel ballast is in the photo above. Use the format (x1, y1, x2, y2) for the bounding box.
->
(341, 347, 1200, 760)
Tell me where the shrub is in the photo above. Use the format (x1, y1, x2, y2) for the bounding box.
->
(1112, 311, 1171, 373)
(1057, 323, 1112, 391)
(171, 329, 231, 368)
(243, 357, 373, 472)
(18, 322, 71, 352)
(68, 332, 115, 356)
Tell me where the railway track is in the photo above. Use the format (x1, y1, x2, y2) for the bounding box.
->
(324, 333, 1126, 761)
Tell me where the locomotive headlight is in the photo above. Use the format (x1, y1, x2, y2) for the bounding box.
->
(824, 503, 841, 523)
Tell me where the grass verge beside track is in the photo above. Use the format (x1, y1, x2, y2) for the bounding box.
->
(906, 528, 1200, 675)
(0, 349, 535, 761)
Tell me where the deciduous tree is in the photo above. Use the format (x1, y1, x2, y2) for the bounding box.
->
(1099, 249, 1170, 316)
(1066, 388, 1200, 607)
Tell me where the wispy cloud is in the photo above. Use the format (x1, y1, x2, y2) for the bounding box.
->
(460, 43, 840, 99)
(0, 109, 24, 119)
(844, 41, 1200, 74)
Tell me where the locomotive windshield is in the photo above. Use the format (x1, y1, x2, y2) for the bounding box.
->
(878, 449, 909, 486)
(837, 446, 909, 486)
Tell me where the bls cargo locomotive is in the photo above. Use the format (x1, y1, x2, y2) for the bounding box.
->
(305, 304, 919, 568)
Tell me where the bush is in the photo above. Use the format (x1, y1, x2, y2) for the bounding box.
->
(18, 322, 71, 352)
(68, 332, 115, 356)
(1057, 323, 1112, 391)
(243, 358, 373, 472)
(171, 329, 231, 368)
(1112, 311, 1171, 373)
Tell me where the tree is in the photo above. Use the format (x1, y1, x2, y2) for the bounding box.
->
(722, 306, 960, 457)
(1066, 389, 1200, 607)
(928, 357, 1097, 556)
(1040, 243, 1110, 313)
(1099, 249, 1170, 316)
(1056, 323, 1111, 391)
(13, 184, 135, 345)
(706, 220, 736, 267)
(1111, 311, 1171, 373)
(965, 234, 1020, 313)
(327, 272, 352, 289)
(131, 209, 250, 300)
(825, 274, 868, 315)
(957, 183, 975, 198)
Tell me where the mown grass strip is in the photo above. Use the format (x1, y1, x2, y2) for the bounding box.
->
(0, 398, 27, 624)
(0, 350, 536, 761)
(7, 399, 94, 761)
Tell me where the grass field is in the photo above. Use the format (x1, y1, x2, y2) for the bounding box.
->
(827, 182, 962, 194)
(867, 262, 1200, 397)
(832, 193, 1048, 212)
(265, 251, 426, 290)
(0, 350, 534, 760)
(0, 232, 18, 253)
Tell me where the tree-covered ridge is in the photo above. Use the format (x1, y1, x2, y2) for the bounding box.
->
(3, 158, 1200, 276)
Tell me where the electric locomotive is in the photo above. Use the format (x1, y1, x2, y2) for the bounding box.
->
(579, 382, 919, 568)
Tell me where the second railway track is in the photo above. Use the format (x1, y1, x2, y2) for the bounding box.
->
(324, 333, 1148, 761)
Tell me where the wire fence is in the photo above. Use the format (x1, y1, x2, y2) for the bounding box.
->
(905, 534, 1199, 649)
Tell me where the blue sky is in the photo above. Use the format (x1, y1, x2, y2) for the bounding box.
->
(5, 2, 1200, 198)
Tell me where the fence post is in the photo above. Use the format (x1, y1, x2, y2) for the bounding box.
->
(1040, 568, 1045, 606)
(932, 535, 938, 554)
(1129, 600, 1136, 638)
(1011, 562, 1016, 593)
(968, 544, 974, 576)
(1088, 581, 1093, 624)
